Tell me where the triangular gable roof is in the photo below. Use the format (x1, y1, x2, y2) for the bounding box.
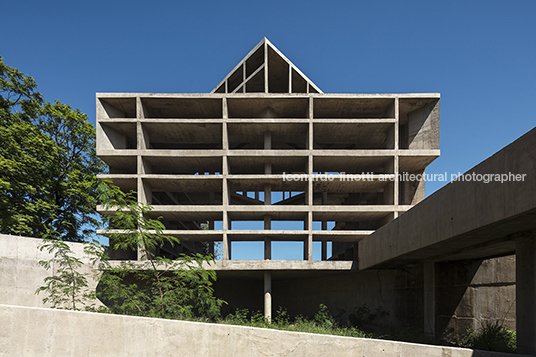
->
(212, 38, 323, 94)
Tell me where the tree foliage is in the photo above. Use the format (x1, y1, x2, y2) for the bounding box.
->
(95, 185, 225, 320)
(0, 56, 106, 241)
(36, 238, 95, 310)
(36, 185, 225, 319)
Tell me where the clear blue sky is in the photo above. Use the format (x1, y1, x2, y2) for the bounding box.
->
(2, 0, 535, 259)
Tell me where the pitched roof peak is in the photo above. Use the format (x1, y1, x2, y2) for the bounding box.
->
(212, 38, 322, 94)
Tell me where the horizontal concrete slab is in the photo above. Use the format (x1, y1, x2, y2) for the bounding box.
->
(97, 92, 441, 98)
(108, 259, 356, 272)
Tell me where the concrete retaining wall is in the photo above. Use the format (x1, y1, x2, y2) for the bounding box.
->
(437, 257, 516, 335)
(0, 234, 101, 309)
(1, 234, 517, 339)
(214, 270, 399, 325)
(0, 304, 524, 357)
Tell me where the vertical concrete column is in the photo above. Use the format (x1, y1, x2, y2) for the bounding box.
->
(264, 184, 272, 205)
(264, 163, 272, 175)
(136, 114, 146, 261)
(321, 222, 328, 261)
(306, 98, 314, 261)
(423, 261, 436, 336)
(222, 99, 229, 260)
(394, 98, 399, 150)
(264, 215, 271, 260)
(222, 212, 230, 260)
(242, 62, 246, 88)
(264, 131, 272, 261)
(138, 181, 153, 258)
(321, 192, 328, 260)
(264, 271, 272, 321)
(264, 183, 271, 260)
(264, 131, 271, 150)
(304, 212, 312, 260)
(209, 192, 215, 256)
(516, 233, 536, 355)
(288, 63, 292, 93)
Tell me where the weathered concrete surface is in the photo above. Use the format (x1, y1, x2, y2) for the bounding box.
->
(214, 269, 399, 324)
(436, 256, 516, 338)
(0, 234, 519, 341)
(0, 304, 525, 357)
(516, 235, 536, 355)
(0, 235, 101, 309)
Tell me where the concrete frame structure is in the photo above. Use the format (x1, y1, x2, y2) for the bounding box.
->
(96, 38, 440, 320)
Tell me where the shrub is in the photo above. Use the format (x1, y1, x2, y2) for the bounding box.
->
(464, 321, 516, 353)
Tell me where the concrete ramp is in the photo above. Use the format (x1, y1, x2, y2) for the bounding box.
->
(359, 127, 536, 270)
(0, 304, 525, 357)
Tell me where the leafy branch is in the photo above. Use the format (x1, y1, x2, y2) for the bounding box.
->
(36, 238, 94, 310)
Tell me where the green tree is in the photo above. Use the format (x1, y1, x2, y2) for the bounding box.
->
(36, 238, 95, 310)
(0, 56, 106, 241)
(94, 184, 225, 320)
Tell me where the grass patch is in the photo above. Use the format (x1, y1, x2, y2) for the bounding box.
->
(219, 305, 373, 339)
(195, 305, 516, 354)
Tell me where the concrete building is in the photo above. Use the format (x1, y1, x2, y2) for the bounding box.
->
(1, 38, 533, 356)
(96, 38, 440, 320)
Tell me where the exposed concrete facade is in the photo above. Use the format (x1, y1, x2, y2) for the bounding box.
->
(1, 304, 528, 357)
(95, 38, 440, 320)
(96, 38, 440, 263)
(92, 38, 535, 346)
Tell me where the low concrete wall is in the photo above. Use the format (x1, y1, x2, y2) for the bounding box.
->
(0, 304, 524, 357)
(0, 234, 100, 309)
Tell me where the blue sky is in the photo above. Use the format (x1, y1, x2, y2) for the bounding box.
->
(2, 0, 535, 259)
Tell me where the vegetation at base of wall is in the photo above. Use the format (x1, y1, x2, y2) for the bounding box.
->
(215, 304, 434, 343)
(216, 304, 432, 343)
(37, 183, 226, 320)
(211, 305, 516, 354)
(458, 321, 516, 353)
(219, 305, 373, 339)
